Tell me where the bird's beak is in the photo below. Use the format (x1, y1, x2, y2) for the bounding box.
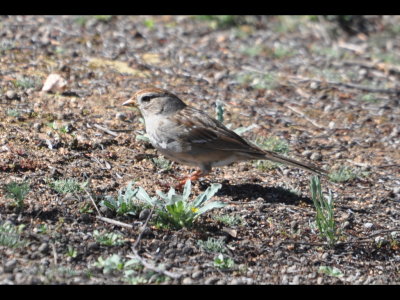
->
(122, 98, 136, 107)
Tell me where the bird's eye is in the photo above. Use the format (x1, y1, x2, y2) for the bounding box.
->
(141, 96, 151, 102)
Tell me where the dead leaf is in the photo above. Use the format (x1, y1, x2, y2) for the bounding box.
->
(222, 227, 237, 238)
(88, 57, 150, 77)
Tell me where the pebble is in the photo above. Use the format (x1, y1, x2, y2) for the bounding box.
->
(392, 186, 400, 195)
(204, 277, 219, 285)
(310, 152, 322, 161)
(4, 259, 17, 273)
(301, 150, 312, 159)
(310, 81, 319, 89)
(14, 273, 25, 284)
(281, 275, 289, 284)
(79, 213, 91, 223)
(191, 271, 203, 279)
(5, 90, 18, 100)
(287, 265, 298, 273)
(138, 209, 151, 220)
(88, 242, 99, 251)
(182, 277, 193, 285)
(317, 277, 323, 284)
(38, 242, 49, 254)
(291, 275, 300, 285)
(363, 222, 374, 229)
(230, 278, 243, 285)
(334, 152, 343, 159)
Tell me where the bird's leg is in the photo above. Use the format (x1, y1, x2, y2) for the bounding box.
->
(176, 170, 207, 190)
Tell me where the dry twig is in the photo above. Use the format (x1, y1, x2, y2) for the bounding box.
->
(286, 105, 325, 129)
(96, 216, 133, 229)
(93, 124, 119, 137)
(128, 250, 183, 280)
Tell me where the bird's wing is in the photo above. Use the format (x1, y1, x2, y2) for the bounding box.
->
(172, 107, 265, 156)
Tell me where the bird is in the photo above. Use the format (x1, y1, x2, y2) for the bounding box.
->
(122, 87, 327, 185)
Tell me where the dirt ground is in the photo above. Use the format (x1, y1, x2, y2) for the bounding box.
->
(0, 15, 399, 284)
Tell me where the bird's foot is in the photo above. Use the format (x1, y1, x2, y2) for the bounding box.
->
(175, 170, 205, 190)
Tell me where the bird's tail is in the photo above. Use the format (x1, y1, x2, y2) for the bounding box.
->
(263, 150, 328, 176)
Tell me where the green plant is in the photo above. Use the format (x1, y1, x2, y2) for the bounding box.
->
(50, 178, 87, 194)
(93, 230, 125, 246)
(13, 76, 40, 90)
(3, 181, 30, 208)
(135, 131, 151, 143)
(359, 93, 379, 103)
(272, 46, 294, 59)
(6, 109, 20, 118)
(197, 237, 226, 253)
(237, 71, 279, 90)
(47, 122, 72, 134)
(153, 180, 225, 229)
(0, 39, 14, 54)
(100, 182, 150, 216)
(143, 18, 155, 29)
(215, 100, 224, 123)
(94, 254, 144, 282)
(0, 222, 26, 248)
(66, 246, 78, 258)
(328, 166, 364, 183)
(195, 15, 243, 29)
(213, 254, 235, 270)
(213, 214, 244, 226)
(151, 157, 173, 172)
(79, 203, 93, 214)
(36, 224, 48, 234)
(318, 266, 344, 277)
(94, 15, 113, 22)
(94, 254, 128, 274)
(310, 176, 337, 247)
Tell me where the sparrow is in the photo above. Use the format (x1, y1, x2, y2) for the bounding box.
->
(122, 88, 327, 184)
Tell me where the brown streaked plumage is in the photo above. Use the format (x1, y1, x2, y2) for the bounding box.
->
(123, 88, 327, 183)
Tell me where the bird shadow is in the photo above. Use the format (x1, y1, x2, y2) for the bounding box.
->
(202, 182, 312, 206)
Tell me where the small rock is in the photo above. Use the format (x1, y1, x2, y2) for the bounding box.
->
(41, 73, 67, 93)
(310, 81, 319, 89)
(88, 242, 99, 251)
(14, 272, 25, 284)
(204, 277, 219, 285)
(79, 213, 91, 223)
(301, 150, 312, 159)
(116, 112, 128, 121)
(310, 152, 322, 161)
(139, 209, 151, 220)
(342, 221, 351, 229)
(287, 265, 298, 273)
(392, 186, 400, 195)
(4, 259, 17, 273)
(364, 222, 374, 229)
(317, 277, 323, 284)
(281, 275, 289, 284)
(182, 277, 193, 285)
(33, 122, 43, 131)
(291, 275, 300, 285)
(334, 152, 343, 159)
(5, 90, 18, 100)
(192, 271, 202, 279)
(230, 278, 244, 285)
(38, 242, 49, 254)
